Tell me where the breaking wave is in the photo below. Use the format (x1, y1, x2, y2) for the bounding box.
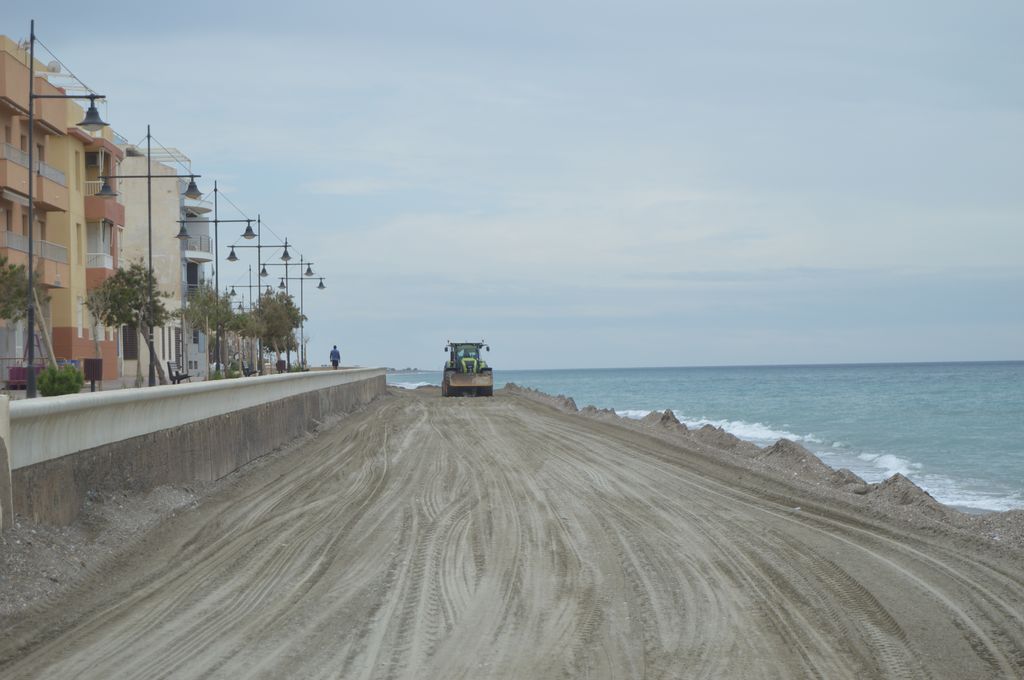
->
(615, 409, 823, 445)
(391, 381, 434, 390)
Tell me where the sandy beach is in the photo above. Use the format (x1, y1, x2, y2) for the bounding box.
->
(2, 386, 1023, 678)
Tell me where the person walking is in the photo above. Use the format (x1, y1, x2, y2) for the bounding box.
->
(330, 345, 341, 369)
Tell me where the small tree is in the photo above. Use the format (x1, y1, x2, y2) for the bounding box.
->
(175, 283, 233, 377)
(228, 309, 264, 371)
(255, 291, 303, 366)
(86, 259, 172, 385)
(1, 255, 56, 366)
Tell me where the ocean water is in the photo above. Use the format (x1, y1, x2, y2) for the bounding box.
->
(388, 362, 1024, 513)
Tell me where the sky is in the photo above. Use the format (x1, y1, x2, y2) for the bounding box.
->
(5, 1, 1022, 369)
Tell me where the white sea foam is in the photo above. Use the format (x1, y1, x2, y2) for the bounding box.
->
(915, 479, 1024, 513)
(390, 381, 435, 390)
(615, 409, 823, 446)
(854, 452, 923, 478)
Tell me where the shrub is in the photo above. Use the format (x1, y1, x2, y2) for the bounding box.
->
(38, 365, 84, 396)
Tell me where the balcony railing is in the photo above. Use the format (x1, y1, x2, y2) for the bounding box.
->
(40, 240, 68, 263)
(0, 230, 68, 263)
(87, 252, 114, 269)
(183, 235, 213, 253)
(84, 179, 103, 195)
(37, 161, 66, 186)
(0, 145, 67, 185)
(0, 229, 29, 251)
(2, 143, 30, 168)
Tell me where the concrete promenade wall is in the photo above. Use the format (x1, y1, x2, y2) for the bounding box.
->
(0, 369, 385, 527)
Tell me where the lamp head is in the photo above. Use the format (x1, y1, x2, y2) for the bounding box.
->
(184, 176, 203, 200)
(280, 245, 292, 262)
(229, 286, 237, 297)
(241, 220, 256, 240)
(259, 265, 269, 278)
(304, 264, 314, 277)
(175, 223, 190, 240)
(317, 278, 326, 290)
(278, 278, 286, 290)
(78, 96, 108, 132)
(227, 246, 238, 262)
(96, 179, 117, 198)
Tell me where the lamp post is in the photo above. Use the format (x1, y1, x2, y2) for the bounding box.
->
(96, 130, 202, 387)
(225, 217, 291, 372)
(275, 256, 323, 369)
(176, 182, 254, 374)
(23, 20, 109, 398)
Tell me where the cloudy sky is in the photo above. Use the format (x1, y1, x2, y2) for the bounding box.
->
(7, 1, 1022, 369)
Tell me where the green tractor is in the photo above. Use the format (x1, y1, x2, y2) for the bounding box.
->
(442, 341, 493, 397)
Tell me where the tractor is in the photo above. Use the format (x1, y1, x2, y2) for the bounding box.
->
(442, 341, 493, 397)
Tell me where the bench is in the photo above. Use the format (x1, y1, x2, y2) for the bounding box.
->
(241, 361, 258, 377)
(167, 361, 191, 384)
(5, 365, 42, 390)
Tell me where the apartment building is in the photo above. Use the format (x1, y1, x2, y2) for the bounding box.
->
(0, 35, 130, 382)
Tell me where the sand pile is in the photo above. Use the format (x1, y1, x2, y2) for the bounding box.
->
(868, 473, 951, 520)
(504, 383, 578, 413)
(758, 438, 837, 483)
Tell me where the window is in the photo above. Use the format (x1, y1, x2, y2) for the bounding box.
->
(77, 297, 83, 338)
(76, 223, 83, 264)
(74, 151, 81, 191)
(122, 326, 138, 360)
(3, 125, 10, 144)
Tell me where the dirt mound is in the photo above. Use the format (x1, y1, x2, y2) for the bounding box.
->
(758, 439, 836, 482)
(831, 468, 870, 494)
(692, 424, 758, 455)
(870, 473, 951, 519)
(642, 410, 687, 430)
(504, 383, 578, 413)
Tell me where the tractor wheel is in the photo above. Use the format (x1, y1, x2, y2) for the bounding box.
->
(480, 387, 493, 397)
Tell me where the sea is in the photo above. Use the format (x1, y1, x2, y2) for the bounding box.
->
(388, 362, 1024, 514)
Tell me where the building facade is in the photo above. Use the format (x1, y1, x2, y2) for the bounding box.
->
(117, 147, 212, 381)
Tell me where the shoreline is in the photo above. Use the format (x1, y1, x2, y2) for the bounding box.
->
(500, 383, 1024, 555)
(390, 373, 1023, 515)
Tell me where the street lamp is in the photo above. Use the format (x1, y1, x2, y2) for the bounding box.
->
(227, 216, 292, 371)
(96, 125, 202, 387)
(176, 181, 257, 373)
(276, 256, 325, 369)
(23, 20, 109, 398)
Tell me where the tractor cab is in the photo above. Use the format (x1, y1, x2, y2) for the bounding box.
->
(447, 343, 488, 373)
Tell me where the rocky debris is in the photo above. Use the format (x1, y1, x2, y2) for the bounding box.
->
(0, 485, 202, 619)
(972, 509, 1024, 547)
(869, 473, 951, 519)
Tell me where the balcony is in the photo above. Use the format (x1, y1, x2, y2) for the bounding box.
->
(184, 196, 213, 215)
(0, 143, 30, 196)
(86, 251, 116, 288)
(84, 181, 125, 224)
(182, 234, 213, 263)
(0, 230, 68, 287)
(0, 52, 30, 114)
(34, 162, 69, 212)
